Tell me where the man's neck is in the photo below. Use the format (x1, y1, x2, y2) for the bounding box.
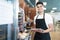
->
(39, 12, 44, 15)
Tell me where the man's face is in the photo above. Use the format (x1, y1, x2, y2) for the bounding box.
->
(36, 4, 44, 13)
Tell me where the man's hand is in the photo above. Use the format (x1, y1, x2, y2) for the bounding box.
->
(31, 28, 44, 33)
(31, 28, 38, 32)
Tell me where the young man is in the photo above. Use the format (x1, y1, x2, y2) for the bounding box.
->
(31, 2, 54, 40)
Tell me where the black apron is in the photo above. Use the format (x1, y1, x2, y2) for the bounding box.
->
(34, 14, 51, 40)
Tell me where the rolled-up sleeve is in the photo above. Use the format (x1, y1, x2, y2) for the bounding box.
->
(49, 15, 53, 24)
(46, 14, 53, 25)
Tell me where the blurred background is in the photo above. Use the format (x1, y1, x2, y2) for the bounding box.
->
(0, 0, 19, 40)
(0, 0, 60, 40)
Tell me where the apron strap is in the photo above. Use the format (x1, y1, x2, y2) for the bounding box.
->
(36, 15, 39, 19)
(43, 12, 45, 19)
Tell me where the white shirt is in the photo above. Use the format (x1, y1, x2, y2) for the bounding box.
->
(34, 13, 53, 28)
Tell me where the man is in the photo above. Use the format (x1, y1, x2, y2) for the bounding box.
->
(31, 2, 54, 40)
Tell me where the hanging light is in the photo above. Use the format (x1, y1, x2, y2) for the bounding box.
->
(43, 2, 47, 6)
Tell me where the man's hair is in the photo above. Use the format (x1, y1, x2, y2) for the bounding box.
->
(36, 2, 43, 6)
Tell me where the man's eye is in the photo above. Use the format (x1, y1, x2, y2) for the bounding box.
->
(37, 6, 42, 8)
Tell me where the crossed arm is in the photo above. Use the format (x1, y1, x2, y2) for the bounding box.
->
(31, 23, 54, 33)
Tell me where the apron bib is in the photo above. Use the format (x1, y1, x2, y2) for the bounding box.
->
(34, 14, 51, 40)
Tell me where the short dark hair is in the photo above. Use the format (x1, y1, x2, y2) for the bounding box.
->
(36, 2, 43, 6)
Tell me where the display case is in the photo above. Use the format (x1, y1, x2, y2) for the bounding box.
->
(0, 24, 7, 40)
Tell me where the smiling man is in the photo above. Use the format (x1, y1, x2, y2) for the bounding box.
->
(31, 1, 54, 40)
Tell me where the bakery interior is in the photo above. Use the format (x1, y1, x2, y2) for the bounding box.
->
(0, 0, 60, 40)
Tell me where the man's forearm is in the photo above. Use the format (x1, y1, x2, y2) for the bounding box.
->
(43, 24, 54, 33)
(43, 28, 53, 33)
(36, 27, 53, 33)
